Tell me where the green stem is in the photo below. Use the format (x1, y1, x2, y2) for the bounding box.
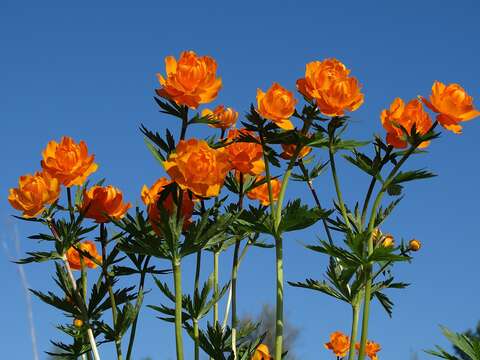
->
(125, 256, 150, 360)
(347, 302, 360, 360)
(172, 258, 184, 360)
(67, 187, 75, 222)
(80, 258, 92, 360)
(193, 319, 200, 360)
(100, 224, 122, 360)
(328, 143, 352, 232)
(213, 251, 220, 324)
(273, 232, 284, 360)
(357, 122, 437, 359)
(194, 251, 201, 294)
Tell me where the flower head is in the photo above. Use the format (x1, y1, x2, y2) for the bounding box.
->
(66, 240, 102, 270)
(202, 105, 238, 130)
(224, 128, 265, 175)
(325, 331, 350, 358)
(80, 185, 131, 223)
(41, 136, 98, 187)
(8, 171, 60, 218)
(280, 143, 312, 160)
(381, 98, 432, 148)
(156, 51, 222, 108)
(356, 340, 381, 360)
(141, 177, 194, 234)
(251, 344, 272, 360)
(163, 138, 230, 198)
(257, 83, 297, 130)
(297, 58, 364, 116)
(421, 81, 480, 134)
(246, 176, 282, 206)
(409, 239, 421, 251)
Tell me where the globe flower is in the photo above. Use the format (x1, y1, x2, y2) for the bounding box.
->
(409, 239, 421, 251)
(156, 50, 222, 108)
(163, 138, 230, 198)
(202, 105, 238, 130)
(141, 177, 195, 234)
(325, 331, 350, 357)
(251, 344, 272, 360)
(257, 83, 297, 130)
(224, 128, 265, 175)
(41, 136, 98, 187)
(8, 171, 60, 218)
(381, 98, 432, 148)
(382, 234, 395, 248)
(356, 340, 381, 360)
(280, 143, 312, 160)
(246, 176, 282, 206)
(421, 81, 480, 134)
(66, 240, 101, 270)
(297, 58, 364, 116)
(80, 185, 131, 223)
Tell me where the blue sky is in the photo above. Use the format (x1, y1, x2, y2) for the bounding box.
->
(1, 1, 479, 359)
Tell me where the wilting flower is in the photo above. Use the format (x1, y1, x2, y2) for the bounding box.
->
(280, 143, 312, 160)
(381, 98, 433, 148)
(66, 240, 102, 270)
(409, 239, 421, 251)
(156, 50, 222, 108)
(251, 344, 272, 360)
(297, 58, 364, 116)
(421, 81, 480, 134)
(141, 177, 194, 233)
(8, 171, 60, 218)
(41, 136, 98, 187)
(257, 83, 297, 130)
(325, 331, 350, 357)
(356, 340, 381, 360)
(224, 128, 265, 175)
(202, 105, 238, 130)
(80, 185, 131, 223)
(246, 176, 282, 206)
(163, 138, 230, 198)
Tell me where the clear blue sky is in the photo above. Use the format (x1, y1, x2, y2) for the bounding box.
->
(1, 1, 479, 359)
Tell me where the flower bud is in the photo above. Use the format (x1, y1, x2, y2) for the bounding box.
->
(382, 234, 395, 248)
(73, 319, 83, 328)
(409, 239, 421, 251)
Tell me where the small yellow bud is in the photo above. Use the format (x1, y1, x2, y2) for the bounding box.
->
(409, 239, 421, 251)
(73, 319, 83, 328)
(382, 234, 395, 248)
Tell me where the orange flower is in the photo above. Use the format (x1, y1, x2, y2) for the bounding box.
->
(66, 240, 101, 270)
(202, 105, 238, 130)
(246, 176, 282, 206)
(163, 138, 230, 198)
(325, 331, 350, 357)
(224, 128, 265, 175)
(141, 177, 194, 234)
(41, 136, 98, 187)
(421, 81, 480, 134)
(280, 143, 312, 160)
(297, 58, 364, 116)
(381, 98, 432, 148)
(156, 50, 222, 108)
(257, 83, 297, 130)
(8, 171, 60, 218)
(80, 185, 131, 223)
(251, 344, 272, 360)
(356, 341, 381, 360)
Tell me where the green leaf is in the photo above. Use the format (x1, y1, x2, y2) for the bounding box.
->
(278, 199, 333, 234)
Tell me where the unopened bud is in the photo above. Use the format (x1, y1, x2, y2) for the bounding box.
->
(409, 239, 421, 251)
(73, 319, 83, 328)
(382, 234, 395, 248)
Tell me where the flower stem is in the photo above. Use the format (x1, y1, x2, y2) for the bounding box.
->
(100, 224, 122, 360)
(67, 187, 75, 222)
(193, 250, 201, 360)
(213, 251, 220, 324)
(125, 256, 150, 360)
(328, 143, 352, 232)
(347, 302, 360, 360)
(193, 319, 200, 360)
(172, 258, 184, 360)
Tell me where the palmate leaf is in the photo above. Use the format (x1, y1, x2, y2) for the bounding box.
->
(374, 197, 403, 227)
(331, 139, 371, 153)
(278, 199, 333, 234)
(288, 278, 348, 302)
(307, 241, 364, 268)
(426, 326, 480, 360)
(390, 169, 437, 185)
(16, 251, 61, 264)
